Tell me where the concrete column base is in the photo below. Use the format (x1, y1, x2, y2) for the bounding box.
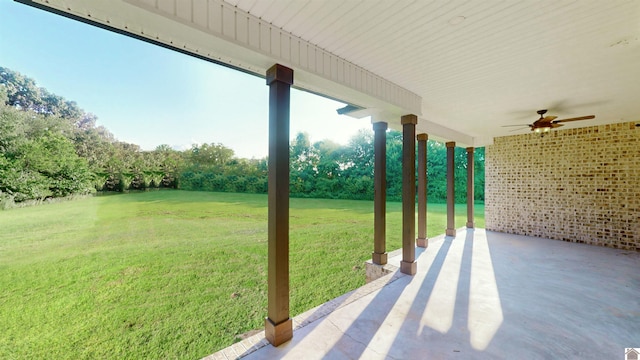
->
(365, 259, 397, 283)
(400, 260, 417, 275)
(466, 222, 474, 228)
(446, 228, 457, 237)
(371, 252, 388, 265)
(416, 238, 428, 248)
(265, 317, 292, 347)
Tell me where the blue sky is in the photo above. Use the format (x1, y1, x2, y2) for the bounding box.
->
(0, 1, 371, 159)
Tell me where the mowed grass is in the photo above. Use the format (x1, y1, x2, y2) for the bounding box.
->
(0, 190, 484, 359)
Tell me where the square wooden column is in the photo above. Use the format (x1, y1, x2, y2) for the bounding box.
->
(401, 115, 417, 275)
(265, 64, 293, 346)
(466, 147, 475, 228)
(416, 133, 428, 248)
(446, 141, 456, 237)
(372, 121, 388, 265)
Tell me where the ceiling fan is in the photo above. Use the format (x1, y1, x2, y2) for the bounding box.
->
(503, 110, 595, 135)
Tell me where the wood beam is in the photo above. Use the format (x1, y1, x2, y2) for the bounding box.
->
(265, 64, 293, 346)
(446, 141, 456, 237)
(401, 115, 417, 275)
(417, 133, 428, 248)
(466, 147, 475, 228)
(372, 121, 388, 265)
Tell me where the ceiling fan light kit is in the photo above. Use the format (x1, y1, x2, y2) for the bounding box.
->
(503, 109, 595, 136)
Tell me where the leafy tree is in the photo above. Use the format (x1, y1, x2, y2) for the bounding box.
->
(188, 143, 234, 170)
(0, 90, 26, 155)
(21, 132, 93, 197)
(0, 67, 41, 112)
(426, 140, 448, 202)
(474, 147, 485, 202)
(314, 140, 343, 180)
(1, 67, 189, 200)
(386, 130, 403, 201)
(0, 110, 92, 201)
(1, 66, 84, 121)
(290, 132, 317, 195)
(0, 156, 51, 202)
(153, 145, 184, 188)
(343, 129, 374, 178)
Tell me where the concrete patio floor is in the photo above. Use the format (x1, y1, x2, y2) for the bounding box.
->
(205, 228, 640, 359)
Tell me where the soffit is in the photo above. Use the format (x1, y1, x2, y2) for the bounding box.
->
(18, 0, 640, 146)
(227, 0, 640, 145)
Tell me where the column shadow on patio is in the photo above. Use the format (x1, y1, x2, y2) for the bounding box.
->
(324, 232, 455, 358)
(235, 229, 640, 359)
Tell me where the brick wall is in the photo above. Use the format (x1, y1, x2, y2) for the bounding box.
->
(485, 122, 639, 251)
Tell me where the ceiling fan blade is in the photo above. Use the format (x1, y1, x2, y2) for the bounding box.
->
(502, 124, 531, 127)
(553, 115, 595, 123)
(509, 127, 529, 132)
(551, 123, 564, 128)
(543, 116, 558, 121)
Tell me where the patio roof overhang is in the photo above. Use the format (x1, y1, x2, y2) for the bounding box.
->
(16, 0, 434, 140)
(19, 0, 640, 147)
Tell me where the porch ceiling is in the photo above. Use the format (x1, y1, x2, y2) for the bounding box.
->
(244, 0, 640, 145)
(18, 0, 640, 147)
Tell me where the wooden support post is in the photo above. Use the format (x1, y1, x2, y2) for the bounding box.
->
(466, 147, 475, 228)
(446, 141, 456, 237)
(401, 115, 417, 275)
(416, 133, 428, 248)
(265, 64, 293, 346)
(373, 121, 388, 265)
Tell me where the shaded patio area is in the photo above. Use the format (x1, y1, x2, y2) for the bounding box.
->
(207, 229, 639, 359)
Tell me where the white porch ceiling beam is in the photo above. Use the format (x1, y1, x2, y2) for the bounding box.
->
(20, 2, 418, 112)
(125, 0, 425, 120)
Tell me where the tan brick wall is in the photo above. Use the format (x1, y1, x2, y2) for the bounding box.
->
(485, 122, 639, 251)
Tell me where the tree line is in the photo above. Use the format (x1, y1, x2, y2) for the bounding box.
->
(0, 66, 483, 208)
(281, 131, 484, 202)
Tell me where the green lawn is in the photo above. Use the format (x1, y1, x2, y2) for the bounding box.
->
(0, 190, 484, 359)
